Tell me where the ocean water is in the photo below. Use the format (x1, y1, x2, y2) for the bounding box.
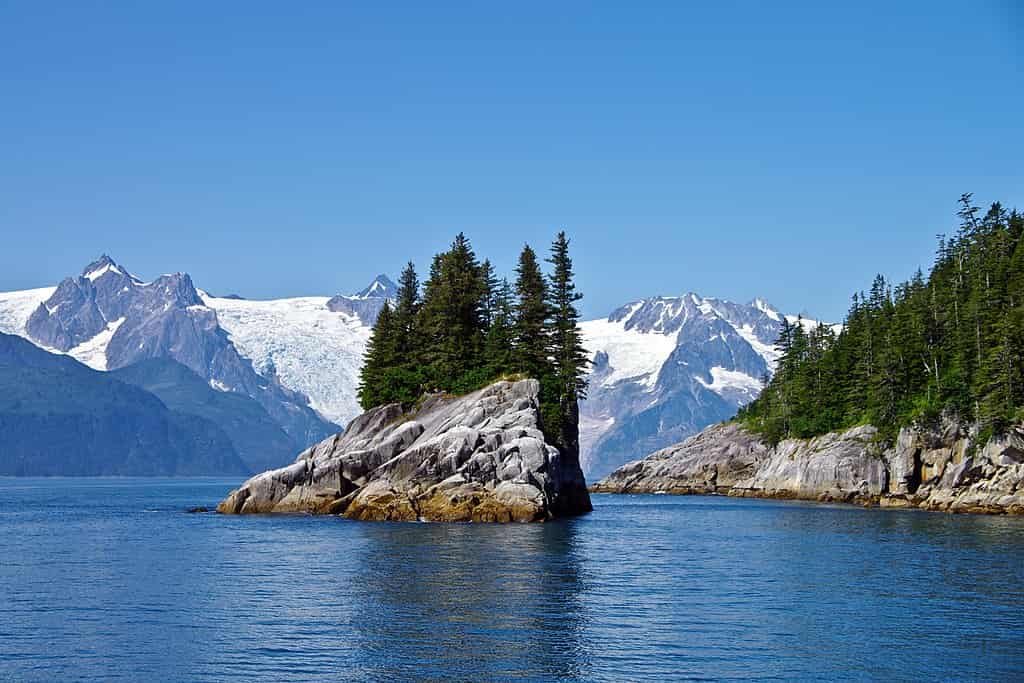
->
(1, 479, 1022, 681)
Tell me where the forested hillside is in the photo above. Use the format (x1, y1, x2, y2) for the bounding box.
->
(357, 232, 589, 452)
(740, 195, 1024, 444)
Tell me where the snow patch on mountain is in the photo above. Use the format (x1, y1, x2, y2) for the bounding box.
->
(579, 313, 678, 389)
(84, 263, 123, 282)
(696, 366, 763, 401)
(736, 324, 781, 365)
(0, 287, 56, 337)
(68, 317, 125, 370)
(203, 293, 372, 425)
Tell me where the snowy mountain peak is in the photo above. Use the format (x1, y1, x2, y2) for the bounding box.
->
(80, 254, 143, 285)
(326, 274, 397, 326)
(81, 255, 124, 281)
(354, 274, 398, 300)
(580, 292, 832, 479)
(751, 297, 782, 321)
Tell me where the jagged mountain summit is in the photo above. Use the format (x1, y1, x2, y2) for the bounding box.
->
(17, 255, 336, 448)
(579, 293, 834, 480)
(0, 259, 393, 434)
(326, 274, 397, 326)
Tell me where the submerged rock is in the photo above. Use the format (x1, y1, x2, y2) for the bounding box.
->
(594, 418, 1024, 515)
(218, 379, 592, 522)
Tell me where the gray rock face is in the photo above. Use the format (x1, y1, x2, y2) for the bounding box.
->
(732, 425, 888, 501)
(595, 418, 1024, 514)
(325, 274, 397, 326)
(581, 294, 829, 480)
(219, 379, 593, 522)
(25, 256, 336, 447)
(589, 422, 770, 494)
(883, 421, 1024, 514)
(27, 256, 141, 350)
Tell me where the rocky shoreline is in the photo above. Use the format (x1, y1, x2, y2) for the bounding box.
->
(218, 379, 592, 522)
(592, 420, 1024, 515)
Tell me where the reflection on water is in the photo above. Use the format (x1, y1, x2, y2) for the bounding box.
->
(0, 479, 1023, 681)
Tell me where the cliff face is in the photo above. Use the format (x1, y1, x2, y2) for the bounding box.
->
(593, 419, 1024, 515)
(218, 379, 592, 522)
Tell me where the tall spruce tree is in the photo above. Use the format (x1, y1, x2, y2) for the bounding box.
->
(358, 301, 397, 410)
(546, 232, 589, 450)
(393, 261, 420, 357)
(416, 233, 488, 391)
(513, 244, 551, 382)
(484, 277, 516, 377)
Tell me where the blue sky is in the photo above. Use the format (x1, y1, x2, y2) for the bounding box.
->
(1, 1, 1021, 320)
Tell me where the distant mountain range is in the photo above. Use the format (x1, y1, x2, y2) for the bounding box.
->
(0, 255, 826, 478)
(0, 257, 392, 475)
(579, 294, 836, 479)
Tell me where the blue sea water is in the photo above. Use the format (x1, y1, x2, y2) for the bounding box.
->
(0, 479, 1022, 682)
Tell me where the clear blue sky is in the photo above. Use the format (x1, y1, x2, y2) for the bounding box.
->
(1, 1, 1021, 320)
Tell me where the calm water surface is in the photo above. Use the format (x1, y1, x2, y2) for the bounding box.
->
(1, 478, 1022, 681)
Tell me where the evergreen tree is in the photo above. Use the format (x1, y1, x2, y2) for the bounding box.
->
(416, 233, 489, 392)
(358, 301, 397, 410)
(484, 277, 516, 377)
(393, 260, 420, 357)
(546, 231, 590, 450)
(513, 244, 551, 382)
(480, 259, 500, 327)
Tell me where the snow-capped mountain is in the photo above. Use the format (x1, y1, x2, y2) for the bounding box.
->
(579, 293, 833, 479)
(0, 257, 393, 432)
(325, 274, 397, 326)
(0, 258, 401, 472)
(15, 255, 337, 448)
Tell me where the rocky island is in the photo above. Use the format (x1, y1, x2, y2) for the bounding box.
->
(219, 378, 591, 520)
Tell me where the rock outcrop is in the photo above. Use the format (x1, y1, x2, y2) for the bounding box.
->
(593, 419, 1024, 514)
(218, 379, 593, 522)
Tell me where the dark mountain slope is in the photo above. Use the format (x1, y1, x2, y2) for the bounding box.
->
(111, 358, 297, 472)
(0, 333, 249, 476)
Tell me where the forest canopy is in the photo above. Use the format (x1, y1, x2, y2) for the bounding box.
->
(740, 195, 1024, 445)
(357, 232, 589, 452)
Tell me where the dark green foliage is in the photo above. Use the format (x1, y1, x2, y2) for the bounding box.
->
(356, 233, 588, 449)
(483, 277, 517, 377)
(546, 232, 590, 451)
(415, 233, 489, 392)
(357, 301, 398, 409)
(513, 244, 552, 382)
(740, 196, 1024, 444)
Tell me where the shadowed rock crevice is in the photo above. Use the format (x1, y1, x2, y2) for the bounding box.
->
(218, 379, 592, 522)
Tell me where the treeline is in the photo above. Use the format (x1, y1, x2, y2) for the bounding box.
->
(357, 232, 589, 451)
(740, 195, 1024, 444)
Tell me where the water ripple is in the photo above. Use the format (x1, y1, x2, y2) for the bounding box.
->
(0, 479, 1022, 681)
